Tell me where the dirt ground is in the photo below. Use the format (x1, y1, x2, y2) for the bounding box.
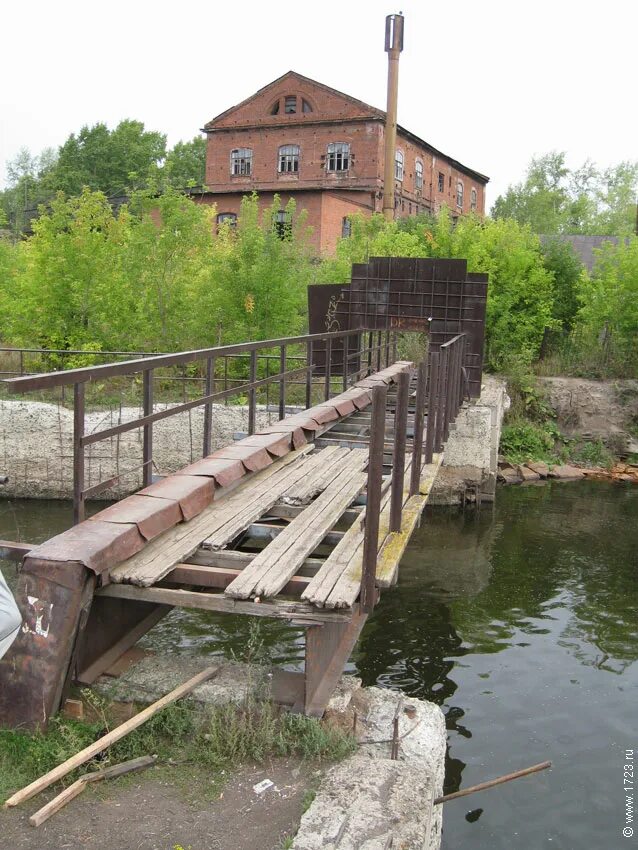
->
(1, 757, 318, 850)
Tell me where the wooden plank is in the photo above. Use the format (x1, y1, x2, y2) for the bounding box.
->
(109, 447, 312, 586)
(186, 548, 326, 575)
(165, 563, 310, 595)
(320, 454, 442, 608)
(28, 779, 86, 827)
(267, 503, 363, 523)
(96, 584, 353, 624)
(281, 446, 354, 505)
(243, 522, 345, 547)
(200, 447, 337, 551)
(225, 453, 368, 600)
(4, 668, 219, 809)
(374, 455, 443, 588)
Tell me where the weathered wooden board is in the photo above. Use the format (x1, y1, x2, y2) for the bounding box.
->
(200, 447, 344, 552)
(303, 453, 442, 608)
(225, 452, 368, 600)
(109, 448, 312, 587)
(282, 447, 364, 505)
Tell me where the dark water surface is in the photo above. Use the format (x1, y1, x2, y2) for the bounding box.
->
(1, 481, 636, 849)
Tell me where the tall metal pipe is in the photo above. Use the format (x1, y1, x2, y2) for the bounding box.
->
(382, 13, 404, 221)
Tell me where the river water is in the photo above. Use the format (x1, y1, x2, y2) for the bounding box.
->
(1, 480, 636, 849)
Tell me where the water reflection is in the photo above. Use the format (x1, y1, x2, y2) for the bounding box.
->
(2, 481, 637, 849)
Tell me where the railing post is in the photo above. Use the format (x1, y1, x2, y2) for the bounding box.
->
(305, 340, 313, 409)
(203, 356, 215, 457)
(142, 368, 154, 487)
(367, 331, 373, 376)
(424, 351, 439, 464)
(73, 382, 85, 525)
(392, 332, 398, 364)
(443, 346, 454, 441)
(376, 331, 382, 372)
(434, 347, 447, 452)
(390, 369, 410, 533)
(342, 333, 349, 392)
(410, 359, 427, 496)
(384, 330, 390, 368)
(248, 350, 257, 435)
(279, 345, 287, 420)
(360, 383, 387, 613)
(324, 337, 332, 401)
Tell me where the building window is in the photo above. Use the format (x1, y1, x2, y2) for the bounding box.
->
(230, 148, 252, 176)
(395, 150, 404, 181)
(438, 172, 444, 192)
(270, 100, 280, 115)
(278, 144, 300, 173)
(415, 159, 423, 190)
(470, 188, 477, 211)
(284, 96, 297, 114)
(217, 212, 237, 228)
(274, 209, 292, 240)
(342, 216, 352, 238)
(327, 142, 350, 172)
(302, 98, 313, 113)
(456, 180, 464, 208)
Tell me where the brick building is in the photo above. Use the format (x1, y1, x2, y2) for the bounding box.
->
(195, 71, 489, 253)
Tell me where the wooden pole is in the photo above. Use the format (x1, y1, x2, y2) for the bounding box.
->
(29, 756, 157, 827)
(4, 667, 218, 809)
(433, 761, 552, 805)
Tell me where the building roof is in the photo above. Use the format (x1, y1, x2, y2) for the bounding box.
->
(541, 234, 622, 272)
(203, 70, 489, 185)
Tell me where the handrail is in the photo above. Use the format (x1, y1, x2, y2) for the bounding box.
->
(2, 329, 365, 393)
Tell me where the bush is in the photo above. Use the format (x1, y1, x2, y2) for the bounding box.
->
(500, 420, 559, 464)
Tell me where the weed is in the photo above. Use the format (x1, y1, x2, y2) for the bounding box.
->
(499, 419, 561, 465)
(0, 694, 355, 805)
(570, 439, 614, 469)
(301, 787, 317, 813)
(278, 836, 295, 850)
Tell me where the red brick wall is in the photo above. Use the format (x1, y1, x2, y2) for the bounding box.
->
(205, 121, 382, 194)
(193, 189, 375, 255)
(200, 74, 487, 253)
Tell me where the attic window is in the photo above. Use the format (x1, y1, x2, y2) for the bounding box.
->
(302, 99, 313, 113)
(284, 96, 297, 114)
(270, 100, 280, 115)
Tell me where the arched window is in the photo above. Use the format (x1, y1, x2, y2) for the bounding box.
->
(230, 148, 252, 176)
(470, 188, 477, 211)
(270, 100, 280, 115)
(456, 180, 464, 208)
(284, 96, 297, 114)
(395, 150, 404, 181)
(278, 144, 300, 173)
(327, 142, 350, 172)
(342, 216, 352, 238)
(217, 212, 237, 228)
(302, 98, 313, 113)
(415, 159, 424, 190)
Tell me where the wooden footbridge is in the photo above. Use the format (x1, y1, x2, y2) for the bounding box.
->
(0, 258, 487, 729)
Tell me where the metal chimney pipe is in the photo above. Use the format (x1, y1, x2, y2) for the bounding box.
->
(382, 12, 404, 221)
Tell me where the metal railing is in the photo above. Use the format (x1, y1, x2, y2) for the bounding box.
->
(360, 332, 467, 612)
(2, 330, 397, 524)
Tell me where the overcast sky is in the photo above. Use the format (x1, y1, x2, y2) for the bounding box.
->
(1, 0, 636, 207)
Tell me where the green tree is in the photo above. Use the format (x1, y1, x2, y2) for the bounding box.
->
(541, 237, 583, 330)
(577, 236, 638, 364)
(492, 153, 638, 237)
(44, 120, 166, 197)
(7, 189, 133, 349)
(201, 194, 315, 345)
(161, 137, 207, 188)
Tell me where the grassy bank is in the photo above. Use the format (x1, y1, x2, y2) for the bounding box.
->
(0, 692, 356, 806)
